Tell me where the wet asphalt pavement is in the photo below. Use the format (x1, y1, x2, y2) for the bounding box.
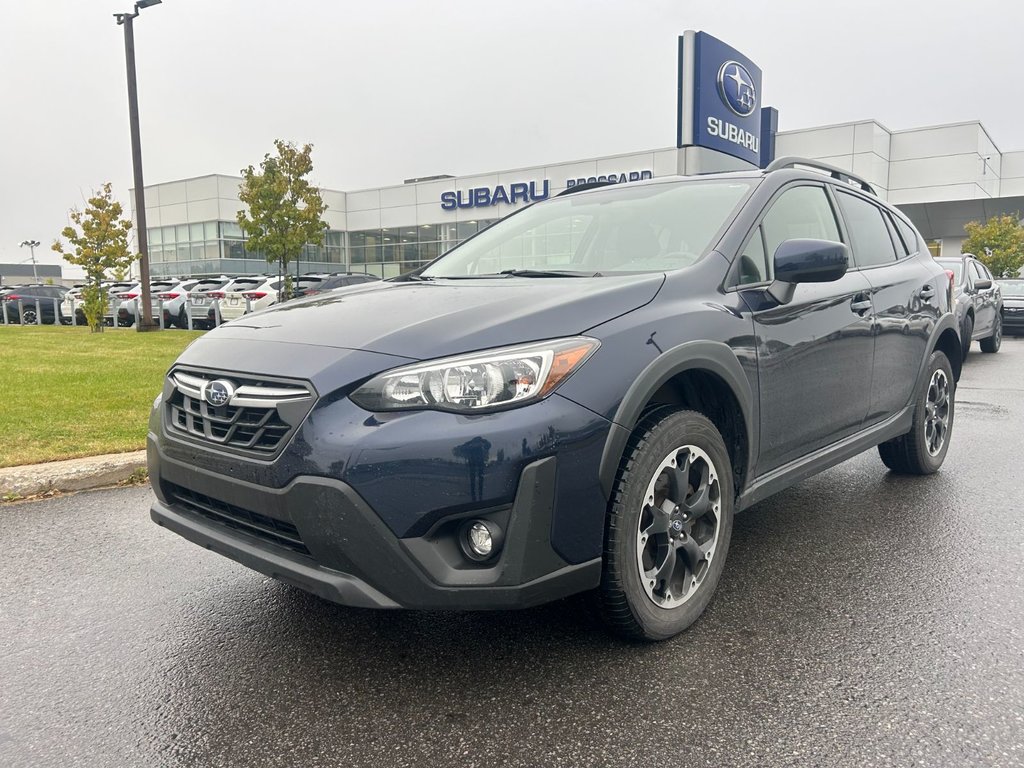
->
(2, 343, 1023, 767)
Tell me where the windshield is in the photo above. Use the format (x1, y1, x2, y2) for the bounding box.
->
(421, 179, 754, 277)
(999, 279, 1024, 297)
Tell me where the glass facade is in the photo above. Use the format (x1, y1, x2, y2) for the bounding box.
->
(346, 219, 497, 278)
(146, 218, 500, 279)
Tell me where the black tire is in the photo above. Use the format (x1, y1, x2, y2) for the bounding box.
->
(980, 314, 1002, 353)
(21, 308, 38, 325)
(599, 408, 734, 641)
(878, 350, 954, 475)
(961, 315, 973, 362)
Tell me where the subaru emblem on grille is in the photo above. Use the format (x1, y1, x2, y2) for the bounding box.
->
(203, 379, 236, 407)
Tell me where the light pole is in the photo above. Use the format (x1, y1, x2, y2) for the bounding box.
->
(115, 0, 161, 331)
(19, 240, 40, 283)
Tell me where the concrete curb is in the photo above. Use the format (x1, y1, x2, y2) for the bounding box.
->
(0, 450, 147, 499)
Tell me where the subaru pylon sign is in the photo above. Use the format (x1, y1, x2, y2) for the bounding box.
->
(677, 30, 764, 167)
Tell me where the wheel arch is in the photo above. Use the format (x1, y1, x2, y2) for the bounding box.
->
(599, 341, 755, 504)
(928, 314, 962, 383)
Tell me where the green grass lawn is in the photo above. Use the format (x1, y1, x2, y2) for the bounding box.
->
(0, 326, 202, 467)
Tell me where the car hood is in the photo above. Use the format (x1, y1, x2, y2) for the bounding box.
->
(202, 274, 665, 360)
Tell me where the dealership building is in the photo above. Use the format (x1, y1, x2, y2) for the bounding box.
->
(135, 33, 1024, 279)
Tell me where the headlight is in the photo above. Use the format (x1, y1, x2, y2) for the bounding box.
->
(350, 337, 599, 413)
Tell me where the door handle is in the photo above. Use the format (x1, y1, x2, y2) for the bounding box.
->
(850, 295, 872, 315)
(918, 284, 935, 301)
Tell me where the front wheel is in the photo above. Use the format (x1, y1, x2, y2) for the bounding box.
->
(599, 408, 734, 641)
(878, 350, 954, 474)
(980, 315, 1001, 353)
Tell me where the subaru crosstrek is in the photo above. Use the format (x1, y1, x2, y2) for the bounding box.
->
(149, 157, 961, 641)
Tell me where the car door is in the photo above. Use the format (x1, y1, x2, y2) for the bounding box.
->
(735, 183, 875, 475)
(969, 260, 996, 336)
(833, 191, 935, 423)
(983, 263, 1003, 322)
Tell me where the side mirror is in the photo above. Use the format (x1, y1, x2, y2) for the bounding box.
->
(974, 278, 992, 290)
(767, 239, 849, 304)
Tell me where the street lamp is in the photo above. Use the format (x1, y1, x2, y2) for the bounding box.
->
(114, 0, 161, 331)
(19, 240, 40, 283)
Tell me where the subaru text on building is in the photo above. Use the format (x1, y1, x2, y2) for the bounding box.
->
(148, 158, 961, 641)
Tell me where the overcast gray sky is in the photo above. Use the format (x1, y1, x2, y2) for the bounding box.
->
(2, 0, 1021, 274)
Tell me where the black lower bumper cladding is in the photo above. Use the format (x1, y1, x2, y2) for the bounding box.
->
(149, 443, 600, 610)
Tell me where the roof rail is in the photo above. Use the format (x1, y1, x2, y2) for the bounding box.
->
(557, 180, 615, 197)
(765, 156, 877, 196)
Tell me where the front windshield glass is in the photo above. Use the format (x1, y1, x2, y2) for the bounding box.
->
(999, 279, 1024, 296)
(421, 179, 754, 277)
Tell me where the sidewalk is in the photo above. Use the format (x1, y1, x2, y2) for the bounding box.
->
(0, 450, 147, 500)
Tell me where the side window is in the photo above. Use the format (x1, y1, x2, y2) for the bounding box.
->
(883, 213, 908, 257)
(893, 216, 920, 256)
(970, 261, 986, 283)
(736, 226, 768, 285)
(761, 186, 841, 265)
(835, 191, 898, 267)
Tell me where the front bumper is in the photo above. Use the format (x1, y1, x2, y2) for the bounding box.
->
(1002, 308, 1024, 332)
(150, 444, 601, 610)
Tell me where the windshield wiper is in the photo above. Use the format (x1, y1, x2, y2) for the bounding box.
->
(495, 269, 600, 278)
(416, 269, 601, 280)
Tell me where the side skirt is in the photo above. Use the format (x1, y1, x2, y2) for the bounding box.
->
(737, 406, 913, 512)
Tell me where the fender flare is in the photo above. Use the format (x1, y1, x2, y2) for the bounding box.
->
(919, 312, 962, 388)
(597, 340, 755, 499)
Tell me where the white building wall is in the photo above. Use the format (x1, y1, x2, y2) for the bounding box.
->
(350, 148, 677, 228)
(887, 122, 999, 204)
(1000, 152, 1024, 197)
(774, 120, 891, 198)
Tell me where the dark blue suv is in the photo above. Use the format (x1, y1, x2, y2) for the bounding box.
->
(148, 158, 961, 641)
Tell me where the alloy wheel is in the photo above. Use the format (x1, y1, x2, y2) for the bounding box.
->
(924, 369, 950, 456)
(22, 309, 38, 325)
(636, 445, 721, 609)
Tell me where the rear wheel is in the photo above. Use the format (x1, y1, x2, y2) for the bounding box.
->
(961, 315, 974, 362)
(21, 308, 38, 325)
(599, 408, 734, 641)
(980, 315, 1002, 353)
(878, 350, 954, 475)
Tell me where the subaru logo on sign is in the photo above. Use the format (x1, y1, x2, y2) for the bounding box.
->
(204, 379, 235, 407)
(717, 60, 757, 117)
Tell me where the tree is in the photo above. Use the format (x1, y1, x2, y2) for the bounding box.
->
(237, 140, 328, 299)
(962, 214, 1024, 278)
(51, 183, 138, 333)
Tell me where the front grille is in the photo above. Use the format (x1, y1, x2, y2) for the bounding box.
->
(165, 369, 314, 457)
(167, 482, 310, 556)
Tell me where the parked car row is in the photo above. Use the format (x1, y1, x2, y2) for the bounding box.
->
(204, 272, 379, 327)
(1, 272, 381, 328)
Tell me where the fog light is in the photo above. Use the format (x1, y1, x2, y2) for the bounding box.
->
(460, 519, 503, 562)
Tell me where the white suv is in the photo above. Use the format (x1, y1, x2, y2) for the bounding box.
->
(208, 276, 282, 323)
